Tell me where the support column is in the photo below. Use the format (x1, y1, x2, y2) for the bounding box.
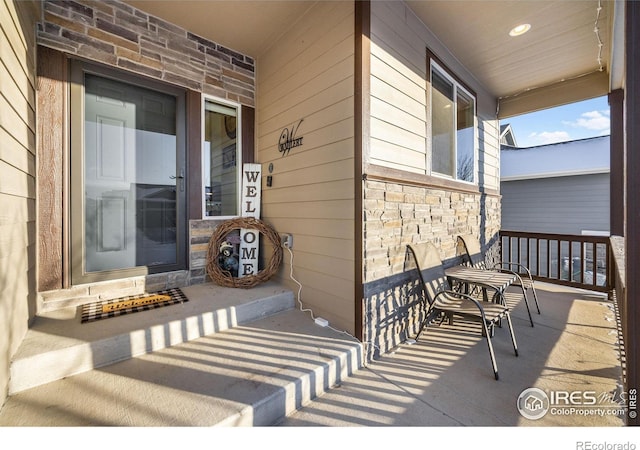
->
(624, 0, 640, 427)
(354, 0, 370, 342)
(608, 89, 624, 237)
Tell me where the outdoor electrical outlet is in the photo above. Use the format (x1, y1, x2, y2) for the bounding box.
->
(281, 233, 293, 249)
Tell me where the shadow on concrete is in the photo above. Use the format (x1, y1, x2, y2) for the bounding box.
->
(280, 283, 625, 426)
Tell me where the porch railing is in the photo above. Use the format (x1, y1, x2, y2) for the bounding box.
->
(499, 230, 611, 292)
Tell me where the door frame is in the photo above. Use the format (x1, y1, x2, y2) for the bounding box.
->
(69, 60, 187, 285)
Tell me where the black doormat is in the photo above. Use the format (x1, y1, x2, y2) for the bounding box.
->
(80, 288, 188, 323)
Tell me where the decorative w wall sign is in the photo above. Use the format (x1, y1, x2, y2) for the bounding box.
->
(239, 163, 262, 277)
(278, 119, 304, 156)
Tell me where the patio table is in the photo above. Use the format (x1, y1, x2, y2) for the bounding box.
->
(444, 265, 517, 304)
(445, 264, 535, 328)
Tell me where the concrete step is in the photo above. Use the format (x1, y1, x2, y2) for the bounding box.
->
(0, 308, 363, 426)
(9, 282, 297, 394)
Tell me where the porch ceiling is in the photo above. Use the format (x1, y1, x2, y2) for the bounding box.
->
(406, 0, 620, 117)
(125, 0, 622, 117)
(125, 1, 314, 60)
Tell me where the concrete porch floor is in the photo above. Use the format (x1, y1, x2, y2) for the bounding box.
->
(0, 281, 625, 427)
(0, 281, 364, 426)
(279, 282, 626, 426)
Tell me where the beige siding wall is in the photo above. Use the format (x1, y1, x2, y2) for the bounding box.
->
(0, 0, 39, 405)
(480, 119, 501, 191)
(256, 1, 355, 332)
(369, 1, 500, 190)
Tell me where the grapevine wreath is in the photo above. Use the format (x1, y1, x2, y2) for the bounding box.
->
(206, 217, 283, 288)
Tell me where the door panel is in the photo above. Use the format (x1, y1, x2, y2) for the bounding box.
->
(84, 76, 137, 272)
(97, 196, 126, 252)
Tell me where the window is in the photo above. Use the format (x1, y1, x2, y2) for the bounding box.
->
(430, 60, 476, 183)
(203, 98, 240, 217)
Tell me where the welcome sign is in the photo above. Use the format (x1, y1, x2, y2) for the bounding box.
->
(238, 163, 262, 277)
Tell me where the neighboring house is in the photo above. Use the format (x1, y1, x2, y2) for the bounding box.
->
(500, 123, 518, 147)
(500, 136, 610, 235)
(500, 135, 611, 287)
(1, 0, 638, 413)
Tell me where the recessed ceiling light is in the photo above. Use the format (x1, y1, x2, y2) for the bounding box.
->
(509, 23, 531, 37)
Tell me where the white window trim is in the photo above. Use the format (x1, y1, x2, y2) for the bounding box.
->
(201, 94, 242, 220)
(429, 59, 478, 185)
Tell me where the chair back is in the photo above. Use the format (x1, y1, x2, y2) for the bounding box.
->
(457, 235, 486, 269)
(407, 242, 449, 306)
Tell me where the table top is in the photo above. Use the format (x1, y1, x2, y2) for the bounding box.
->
(444, 265, 517, 291)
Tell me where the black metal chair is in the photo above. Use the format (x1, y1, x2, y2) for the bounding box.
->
(407, 242, 518, 380)
(457, 234, 541, 319)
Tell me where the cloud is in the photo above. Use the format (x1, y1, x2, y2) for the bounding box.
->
(527, 131, 571, 145)
(563, 109, 610, 131)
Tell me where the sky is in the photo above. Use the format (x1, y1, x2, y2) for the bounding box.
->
(502, 95, 610, 148)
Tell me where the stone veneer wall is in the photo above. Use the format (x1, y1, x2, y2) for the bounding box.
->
(38, 0, 255, 105)
(362, 178, 501, 359)
(35, 0, 255, 308)
(189, 220, 225, 285)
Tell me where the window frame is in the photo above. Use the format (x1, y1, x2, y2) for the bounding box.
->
(201, 94, 242, 220)
(428, 54, 478, 185)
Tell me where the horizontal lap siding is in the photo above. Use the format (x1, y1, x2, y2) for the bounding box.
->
(369, 1, 500, 189)
(479, 118, 500, 190)
(370, 2, 426, 173)
(501, 174, 610, 234)
(257, 1, 355, 333)
(0, 0, 38, 406)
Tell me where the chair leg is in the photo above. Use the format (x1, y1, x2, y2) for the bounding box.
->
(505, 311, 519, 357)
(482, 321, 499, 380)
(482, 322, 495, 337)
(415, 316, 430, 341)
(521, 287, 534, 327)
(446, 311, 455, 325)
(531, 285, 541, 314)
